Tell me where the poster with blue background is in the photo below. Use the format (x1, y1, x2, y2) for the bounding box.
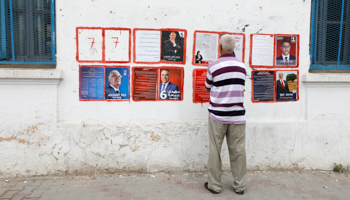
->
(80, 66, 105, 100)
(105, 67, 130, 100)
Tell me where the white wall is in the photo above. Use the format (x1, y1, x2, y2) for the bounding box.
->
(0, 0, 349, 177)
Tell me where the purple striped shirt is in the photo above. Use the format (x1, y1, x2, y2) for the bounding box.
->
(205, 54, 246, 124)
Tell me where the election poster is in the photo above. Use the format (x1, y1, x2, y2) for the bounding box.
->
(276, 70, 298, 101)
(251, 70, 299, 103)
(134, 28, 187, 64)
(158, 68, 183, 101)
(250, 34, 299, 68)
(193, 69, 210, 103)
(192, 31, 245, 66)
(105, 67, 130, 100)
(275, 35, 298, 67)
(80, 66, 105, 100)
(132, 68, 158, 101)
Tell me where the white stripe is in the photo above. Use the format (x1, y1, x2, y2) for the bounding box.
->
(209, 60, 246, 74)
(210, 96, 244, 103)
(210, 85, 245, 92)
(210, 113, 246, 122)
(205, 82, 212, 88)
(213, 72, 246, 82)
(208, 105, 245, 111)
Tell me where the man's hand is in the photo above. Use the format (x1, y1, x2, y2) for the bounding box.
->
(206, 88, 210, 93)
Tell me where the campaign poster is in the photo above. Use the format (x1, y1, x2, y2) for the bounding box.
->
(105, 67, 129, 100)
(133, 68, 158, 101)
(276, 71, 298, 101)
(193, 69, 210, 103)
(250, 34, 274, 67)
(158, 68, 183, 100)
(194, 32, 219, 65)
(135, 30, 161, 62)
(252, 71, 275, 102)
(161, 31, 185, 62)
(275, 35, 298, 67)
(80, 66, 105, 100)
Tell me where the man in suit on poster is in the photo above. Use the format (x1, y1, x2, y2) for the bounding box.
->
(276, 40, 296, 66)
(276, 72, 290, 92)
(106, 70, 124, 99)
(159, 69, 181, 100)
(163, 31, 182, 61)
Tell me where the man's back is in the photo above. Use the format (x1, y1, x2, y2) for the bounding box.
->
(205, 54, 246, 124)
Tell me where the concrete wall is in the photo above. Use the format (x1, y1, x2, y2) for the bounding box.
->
(1, 0, 350, 177)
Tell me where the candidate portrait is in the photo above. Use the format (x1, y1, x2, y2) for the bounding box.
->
(105, 69, 125, 100)
(159, 69, 181, 100)
(276, 39, 296, 66)
(161, 31, 184, 62)
(276, 72, 290, 93)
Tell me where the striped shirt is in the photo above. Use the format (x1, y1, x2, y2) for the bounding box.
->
(205, 54, 246, 124)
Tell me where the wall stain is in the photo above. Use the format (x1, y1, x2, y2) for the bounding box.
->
(0, 123, 49, 146)
(150, 132, 161, 142)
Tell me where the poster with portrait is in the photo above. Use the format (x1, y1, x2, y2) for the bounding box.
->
(249, 34, 299, 68)
(105, 67, 130, 100)
(158, 68, 183, 101)
(161, 31, 185, 62)
(134, 29, 187, 64)
(275, 35, 298, 67)
(276, 71, 298, 101)
(251, 70, 299, 103)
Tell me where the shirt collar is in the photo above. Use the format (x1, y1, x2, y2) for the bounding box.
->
(110, 85, 119, 92)
(220, 53, 236, 58)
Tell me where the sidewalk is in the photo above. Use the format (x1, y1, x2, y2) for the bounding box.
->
(0, 171, 349, 200)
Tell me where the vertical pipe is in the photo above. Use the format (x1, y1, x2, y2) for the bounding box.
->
(9, 0, 15, 61)
(51, 0, 55, 63)
(337, 0, 345, 68)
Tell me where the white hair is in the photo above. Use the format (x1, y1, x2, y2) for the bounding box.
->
(219, 34, 236, 52)
(108, 70, 120, 79)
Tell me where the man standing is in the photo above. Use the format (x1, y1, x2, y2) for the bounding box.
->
(204, 34, 246, 195)
(106, 70, 124, 99)
(163, 31, 182, 61)
(276, 40, 296, 66)
(159, 69, 181, 100)
(276, 72, 290, 92)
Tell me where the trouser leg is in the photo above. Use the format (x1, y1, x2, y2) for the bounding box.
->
(226, 123, 246, 192)
(207, 116, 227, 192)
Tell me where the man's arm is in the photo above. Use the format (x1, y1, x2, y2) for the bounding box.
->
(206, 88, 210, 93)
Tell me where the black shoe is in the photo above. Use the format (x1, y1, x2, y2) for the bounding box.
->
(204, 182, 219, 194)
(234, 190, 244, 195)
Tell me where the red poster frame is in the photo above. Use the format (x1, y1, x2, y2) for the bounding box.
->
(251, 70, 300, 103)
(131, 66, 185, 102)
(76, 27, 132, 63)
(133, 28, 187, 65)
(192, 30, 246, 67)
(249, 33, 300, 68)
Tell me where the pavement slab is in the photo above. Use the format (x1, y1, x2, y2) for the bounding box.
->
(0, 171, 349, 200)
